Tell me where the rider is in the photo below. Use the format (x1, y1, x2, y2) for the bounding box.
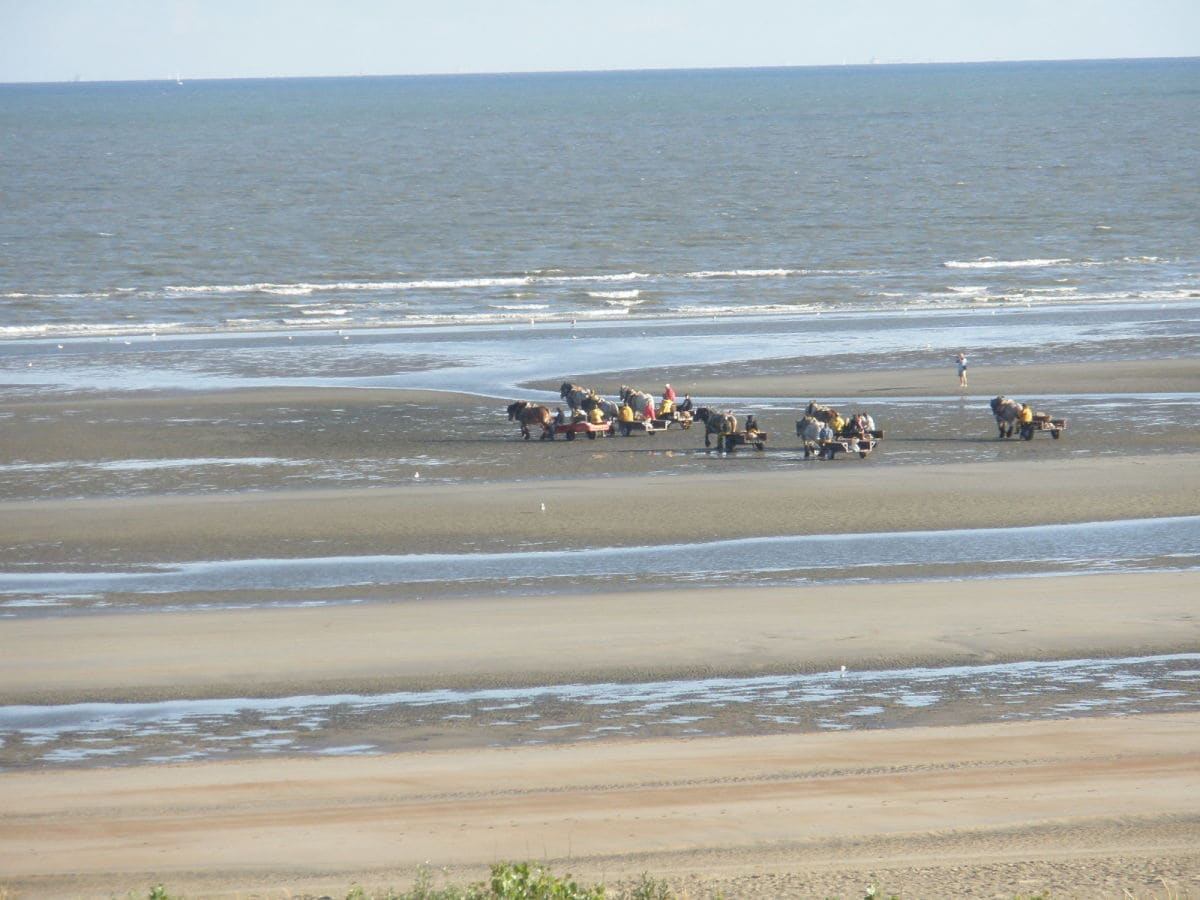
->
(817, 421, 837, 459)
(588, 404, 605, 425)
(659, 395, 675, 419)
(618, 401, 635, 435)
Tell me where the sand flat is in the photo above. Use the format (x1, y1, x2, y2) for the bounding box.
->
(2, 715, 1198, 898)
(2, 571, 1198, 704)
(1, 357, 1198, 898)
(5, 454, 1200, 563)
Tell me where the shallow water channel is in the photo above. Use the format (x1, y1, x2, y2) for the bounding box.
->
(2, 516, 1197, 616)
(2, 654, 1197, 769)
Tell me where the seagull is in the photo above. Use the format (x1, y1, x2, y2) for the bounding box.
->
(840, 665, 847, 677)
(540, 502, 546, 512)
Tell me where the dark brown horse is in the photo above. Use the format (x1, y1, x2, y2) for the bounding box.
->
(506, 400, 553, 440)
(990, 396, 1022, 439)
(694, 407, 738, 447)
(559, 382, 591, 411)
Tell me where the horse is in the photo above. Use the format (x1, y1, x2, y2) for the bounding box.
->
(559, 382, 591, 412)
(618, 386, 655, 420)
(582, 394, 619, 420)
(990, 396, 1023, 439)
(506, 400, 553, 440)
(694, 407, 738, 448)
(805, 401, 838, 424)
(795, 415, 823, 444)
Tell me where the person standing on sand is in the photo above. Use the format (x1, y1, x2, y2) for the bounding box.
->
(955, 351, 968, 389)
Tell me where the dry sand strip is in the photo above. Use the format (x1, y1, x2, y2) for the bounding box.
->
(3, 570, 1198, 703)
(1, 714, 1197, 899)
(547, 356, 1200, 399)
(5, 454, 1200, 564)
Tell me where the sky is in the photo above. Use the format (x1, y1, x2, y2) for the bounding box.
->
(2, 0, 1198, 84)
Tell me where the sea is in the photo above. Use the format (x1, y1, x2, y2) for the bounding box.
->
(2, 59, 1199, 767)
(2, 59, 1200, 385)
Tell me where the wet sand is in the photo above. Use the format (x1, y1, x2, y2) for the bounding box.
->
(543, 356, 1200, 400)
(1, 358, 1199, 898)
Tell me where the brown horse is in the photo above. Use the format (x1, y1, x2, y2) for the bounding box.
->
(694, 407, 738, 448)
(805, 401, 838, 424)
(506, 400, 552, 440)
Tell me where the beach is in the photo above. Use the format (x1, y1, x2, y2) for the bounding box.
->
(4, 56, 1200, 899)
(1, 358, 1199, 898)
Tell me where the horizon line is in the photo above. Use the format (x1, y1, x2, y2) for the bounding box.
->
(4, 54, 1197, 88)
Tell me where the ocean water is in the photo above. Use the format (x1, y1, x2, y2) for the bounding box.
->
(2, 58, 1199, 342)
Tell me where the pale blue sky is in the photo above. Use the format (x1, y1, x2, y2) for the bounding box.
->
(2, 0, 1198, 83)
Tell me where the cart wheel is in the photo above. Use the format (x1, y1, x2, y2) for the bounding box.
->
(756, 442, 765, 451)
(1051, 430, 1061, 439)
(587, 431, 597, 440)
(565, 430, 576, 441)
(859, 451, 868, 459)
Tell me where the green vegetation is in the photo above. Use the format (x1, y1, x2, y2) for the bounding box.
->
(111, 866, 1191, 900)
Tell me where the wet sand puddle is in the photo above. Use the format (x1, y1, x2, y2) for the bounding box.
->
(3, 516, 1197, 616)
(2, 654, 1197, 769)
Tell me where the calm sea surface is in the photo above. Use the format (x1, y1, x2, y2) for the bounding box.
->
(3, 59, 1199, 341)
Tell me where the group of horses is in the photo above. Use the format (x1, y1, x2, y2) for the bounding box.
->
(505, 383, 643, 441)
(507, 382, 728, 443)
(508, 384, 807, 449)
(509, 391, 1049, 447)
(511, 385, 874, 449)
(794, 401, 838, 443)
